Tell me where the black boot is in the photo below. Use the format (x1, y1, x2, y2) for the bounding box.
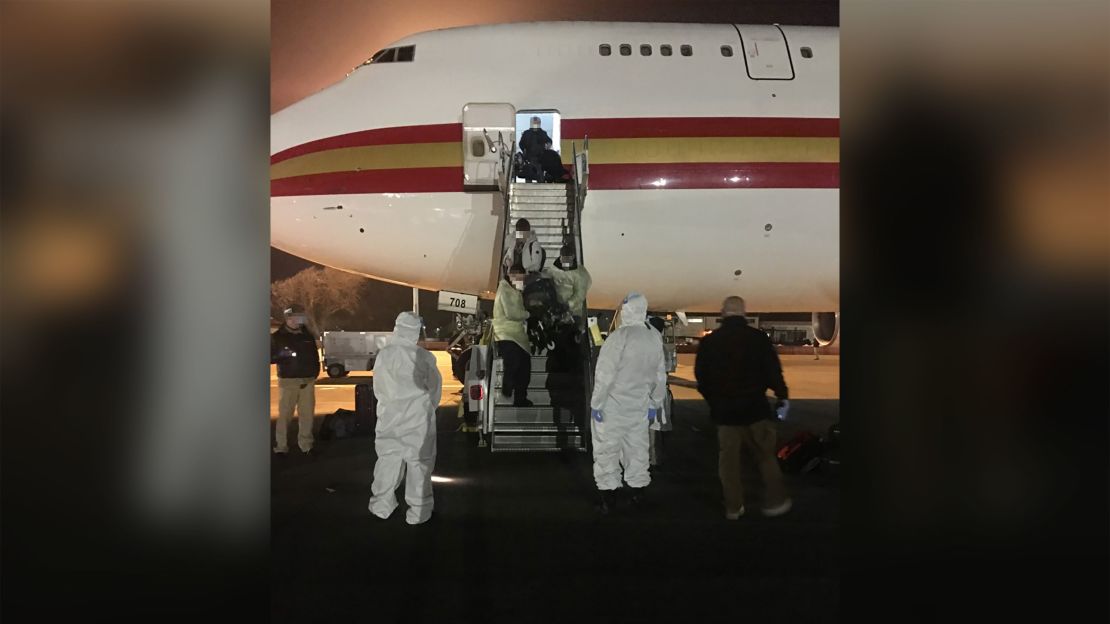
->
(597, 490, 618, 515)
(629, 487, 650, 510)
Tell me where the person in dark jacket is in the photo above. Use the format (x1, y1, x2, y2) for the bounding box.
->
(271, 304, 321, 455)
(519, 116, 551, 160)
(694, 296, 792, 519)
(518, 116, 552, 182)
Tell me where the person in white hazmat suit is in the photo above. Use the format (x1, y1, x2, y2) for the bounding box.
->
(590, 293, 668, 513)
(368, 312, 442, 525)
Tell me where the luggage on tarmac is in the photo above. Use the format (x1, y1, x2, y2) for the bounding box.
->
(320, 409, 351, 440)
(777, 430, 824, 474)
(355, 382, 375, 416)
(320, 383, 376, 440)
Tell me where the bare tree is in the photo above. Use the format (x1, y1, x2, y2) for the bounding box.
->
(271, 267, 367, 331)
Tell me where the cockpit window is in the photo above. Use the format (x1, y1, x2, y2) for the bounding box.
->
(359, 45, 415, 69)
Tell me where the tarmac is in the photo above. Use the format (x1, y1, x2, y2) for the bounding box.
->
(271, 357, 839, 622)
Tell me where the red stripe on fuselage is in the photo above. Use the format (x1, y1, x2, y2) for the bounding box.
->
(587, 162, 839, 190)
(270, 162, 838, 196)
(562, 117, 839, 139)
(270, 167, 462, 196)
(270, 123, 463, 164)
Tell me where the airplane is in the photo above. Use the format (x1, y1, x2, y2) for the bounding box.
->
(271, 21, 839, 344)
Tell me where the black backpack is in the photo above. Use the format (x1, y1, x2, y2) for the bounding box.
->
(522, 276, 559, 315)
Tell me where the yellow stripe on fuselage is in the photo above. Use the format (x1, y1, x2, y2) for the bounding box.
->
(270, 142, 462, 180)
(559, 137, 839, 164)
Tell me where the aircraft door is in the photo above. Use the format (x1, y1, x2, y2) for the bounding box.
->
(462, 103, 515, 190)
(734, 25, 795, 80)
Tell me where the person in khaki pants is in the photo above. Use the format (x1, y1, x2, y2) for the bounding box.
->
(695, 296, 792, 519)
(271, 304, 321, 455)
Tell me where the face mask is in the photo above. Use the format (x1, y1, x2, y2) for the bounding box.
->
(288, 315, 306, 327)
(515, 231, 527, 239)
(511, 280, 524, 290)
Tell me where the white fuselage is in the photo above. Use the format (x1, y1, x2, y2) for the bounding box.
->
(271, 22, 839, 313)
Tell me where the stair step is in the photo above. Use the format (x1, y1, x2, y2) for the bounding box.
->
(490, 445, 587, 453)
(492, 370, 586, 389)
(511, 221, 568, 229)
(493, 389, 552, 405)
(492, 424, 582, 434)
(509, 206, 568, 212)
(497, 399, 581, 419)
(508, 186, 568, 194)
(491, 428, 586, 438)
(510, 195, 570, 202)
(510, 193, 571, 201)
(510, 183, 569, 190)
(510, 199, 569, 206)
(510, 198, 568, 204)
(508, 214, 567, 223)
(508, 216, 568, 225)
(491, 403, 573, 417)
(508, 225, 566, 234)
(491, 433, 586, 451)
(492, 357, 548, 374)
(509, 218, 567, 225)
(511, 187, 569, 194)
(508, 198, 568, 206)
(495, 371, 548, 387)
(492, 382, 551, 390)
(495, 419, 581, 430)
(510, 199, 570, 207)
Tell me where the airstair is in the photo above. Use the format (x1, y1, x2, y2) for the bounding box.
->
(482, 137, 594, 452)
(507, 182, 573, 263)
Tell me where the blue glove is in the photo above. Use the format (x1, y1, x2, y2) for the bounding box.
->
(647, 408, 659, 423)
(592, 409, 603, 423)
(775, 399, 790, 421)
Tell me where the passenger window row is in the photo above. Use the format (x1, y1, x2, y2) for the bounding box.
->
(599, 43, 815, 60)
(598, 43, 735, 58)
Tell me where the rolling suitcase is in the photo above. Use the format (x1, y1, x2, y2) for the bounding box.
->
(353, 383, 375, 435)
(777, 430, 824, 474)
